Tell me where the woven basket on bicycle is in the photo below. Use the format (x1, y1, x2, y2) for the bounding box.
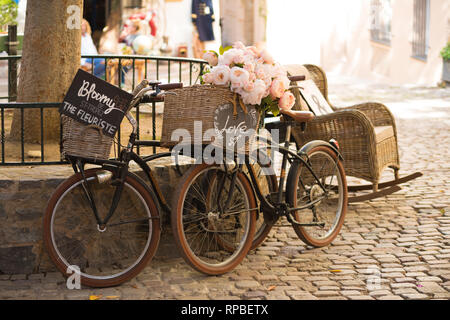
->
(160, 85, 260, 152)
(61, 115, 114, 160)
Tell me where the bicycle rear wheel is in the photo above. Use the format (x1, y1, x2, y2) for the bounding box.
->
(286, 145, 347, 247)
(171, 163, 257, 275)
(43, 168, 161, 287)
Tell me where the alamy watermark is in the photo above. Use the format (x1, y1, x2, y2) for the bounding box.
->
(66, 5, 81, 30)
(170, 122, 281, 175)
(66, 265, 81, 290)
(366, 265, 381, 291)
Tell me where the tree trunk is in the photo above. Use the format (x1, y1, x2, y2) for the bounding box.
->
(10, 0, 83, 143)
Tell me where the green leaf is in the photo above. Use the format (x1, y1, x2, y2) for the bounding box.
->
(440, 42, 450, 61)
(269, 104, 280, 117)
(219, 45, 233, 55)
(0, 0, 18, 26)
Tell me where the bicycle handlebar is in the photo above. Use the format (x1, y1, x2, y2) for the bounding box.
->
(288, 75, 306, 82)
(158, 82, 183, 90)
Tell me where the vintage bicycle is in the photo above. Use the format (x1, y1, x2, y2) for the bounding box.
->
(170, 76, 348, 274)
(43, 80, 189, 288)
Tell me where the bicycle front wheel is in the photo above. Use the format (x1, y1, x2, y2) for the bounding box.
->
(171, 163, 257, 275)
(43, 168, 161, 287)
(286, 145, 347, 247)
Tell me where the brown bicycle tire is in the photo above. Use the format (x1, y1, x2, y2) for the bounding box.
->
(171, 163, 257, 275)
(287, 146, 348, 247)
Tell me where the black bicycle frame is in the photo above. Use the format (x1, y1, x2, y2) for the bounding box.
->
(65, 138, 174, 227)
(245, 142, 327, 215)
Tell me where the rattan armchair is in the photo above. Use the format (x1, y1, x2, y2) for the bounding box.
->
(284, 64, 401, 194)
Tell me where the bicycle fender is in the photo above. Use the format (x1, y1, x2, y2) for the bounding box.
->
(298, 140, 343, 161)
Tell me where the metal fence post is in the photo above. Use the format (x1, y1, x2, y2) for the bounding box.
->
(7, 25, 18, 102)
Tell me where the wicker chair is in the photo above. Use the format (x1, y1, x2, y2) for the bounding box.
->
(284, 64, 401, 194)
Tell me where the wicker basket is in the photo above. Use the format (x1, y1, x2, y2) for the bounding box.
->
(61, 115, 114, 160)
(160, 85, 260, 151)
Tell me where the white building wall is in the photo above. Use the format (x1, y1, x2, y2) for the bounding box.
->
(264, 0, 449, 86)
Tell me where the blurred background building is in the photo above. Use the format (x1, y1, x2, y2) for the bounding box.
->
(1, 0, 449, 86)
(265, 0, 449, 85)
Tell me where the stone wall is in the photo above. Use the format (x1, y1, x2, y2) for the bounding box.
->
(0, 157, 193, 274)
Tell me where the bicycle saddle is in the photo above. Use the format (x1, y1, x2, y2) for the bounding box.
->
(280, 109, 315, 123)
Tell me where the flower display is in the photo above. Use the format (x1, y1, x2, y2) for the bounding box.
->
(202, 51, 219, 66)
(201, 42, 295, 116)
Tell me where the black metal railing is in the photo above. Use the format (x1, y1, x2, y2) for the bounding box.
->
(0, 102, 63, 165)
(0, 54, 207, 165)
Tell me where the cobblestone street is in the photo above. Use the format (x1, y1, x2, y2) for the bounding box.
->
(0, 76, 449, 300)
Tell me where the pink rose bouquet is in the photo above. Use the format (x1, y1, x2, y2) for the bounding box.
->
(201, 42, 295, 116)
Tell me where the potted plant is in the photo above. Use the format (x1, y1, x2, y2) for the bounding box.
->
(441, 42, 450, 83)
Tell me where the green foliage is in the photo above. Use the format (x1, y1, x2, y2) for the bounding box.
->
(219, 45, 232, 55)
(440, 42, 450, 61)
(0, 0, 18, 26)
(260, 96, 280, 116)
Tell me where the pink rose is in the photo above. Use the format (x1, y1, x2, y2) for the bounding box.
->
(255, 64, 267, 80)
(279, 91, 296, 111)
(270, 78, 286, 100)
(263, 76, 272, 88)
(256, 63, 276, 81)
(248, 72, 256, 82)
(246, 46, 260, 57)
(243, 81, 255, 92)
(272, 63, 288, 79)
(233, 54, 245, 65)
(230, 67, 250, 90)
(243, 57, 256, 73)
(278, 75, 291, 90)
(241, 79, 266, 105)
(233, 41, 246, 50)
(220, 48, 245, 66)
(210, 65, 231, 85)
(260, 49, 275, 65)
(203, 51, 218, 66)
(202, 72, 214, 84)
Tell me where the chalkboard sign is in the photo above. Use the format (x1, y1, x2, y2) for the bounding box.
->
(213, 103, 259, 151)
(60, 69, 133, 138)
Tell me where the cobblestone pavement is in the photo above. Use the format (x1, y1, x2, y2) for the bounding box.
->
(0, 76, 449, 300)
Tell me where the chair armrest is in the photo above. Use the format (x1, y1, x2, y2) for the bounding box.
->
(337, 102, 397, 129)
(305, 109, 377, 144)
(293, 109, 376, 144)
